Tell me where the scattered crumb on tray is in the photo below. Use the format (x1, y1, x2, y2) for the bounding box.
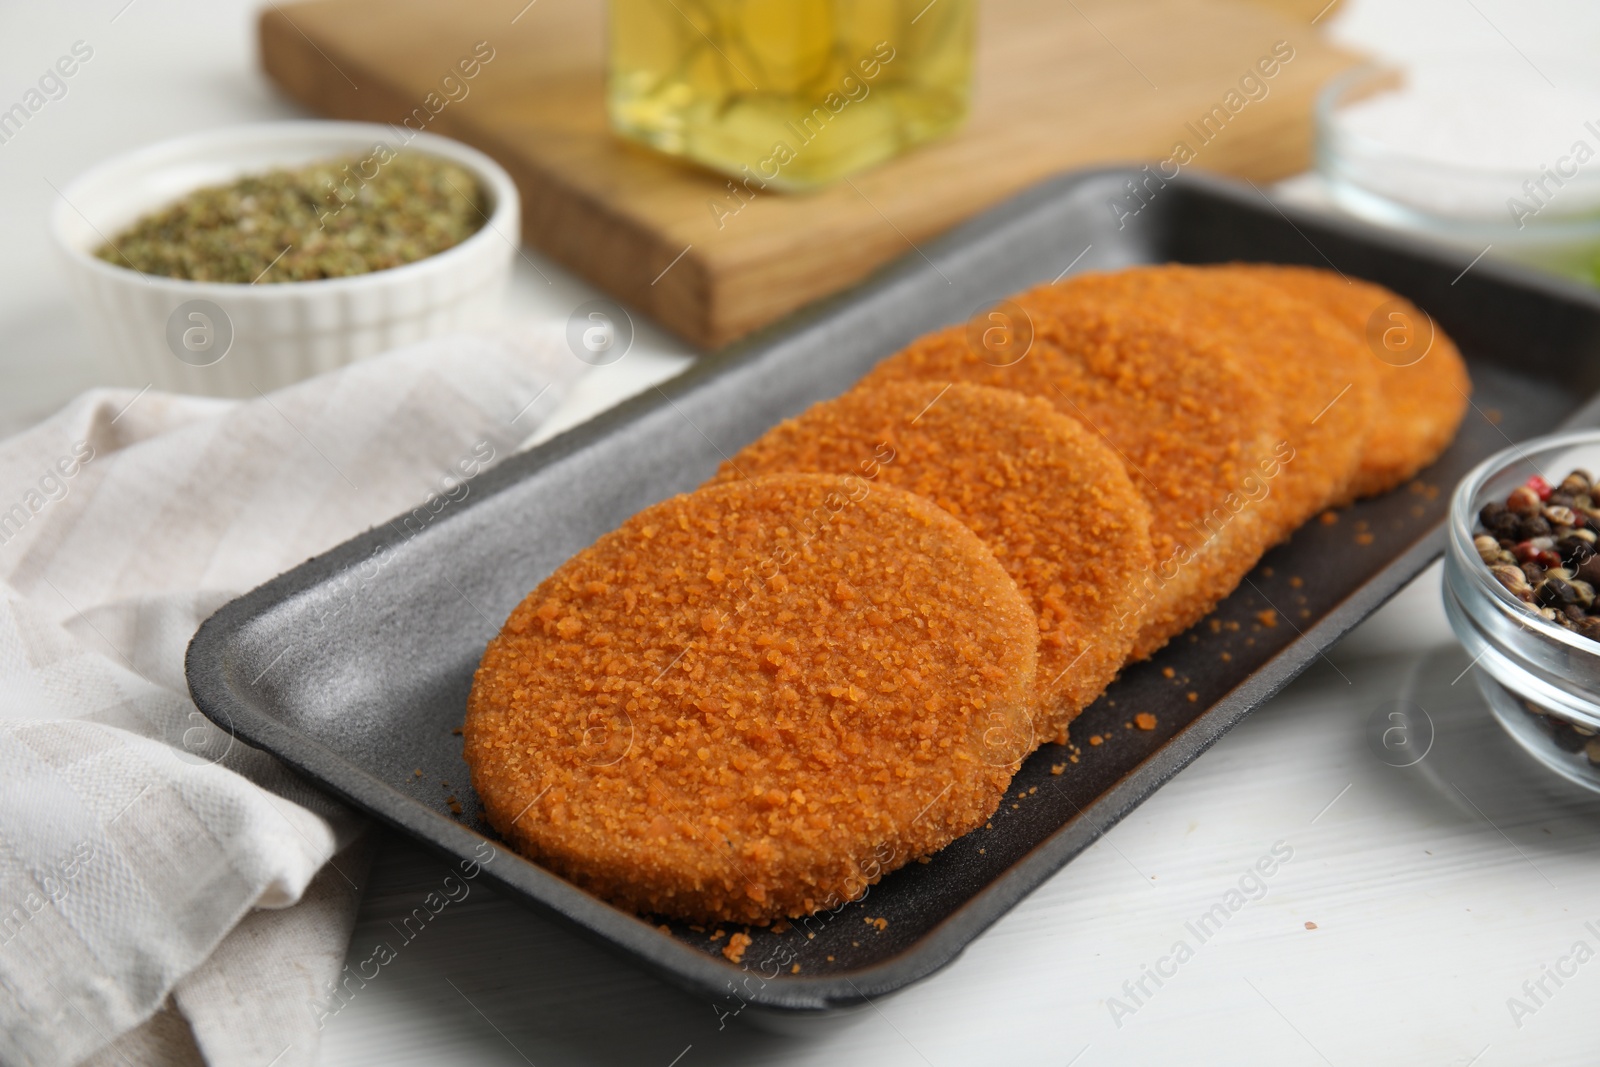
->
(1134, 713, 1157, 731)
(723, 932, 751, 963)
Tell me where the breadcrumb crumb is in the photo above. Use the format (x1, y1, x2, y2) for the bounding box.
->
(723, 932, 752, 963)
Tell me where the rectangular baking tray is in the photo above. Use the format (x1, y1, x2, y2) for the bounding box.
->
(186, 168, 1600, 1015)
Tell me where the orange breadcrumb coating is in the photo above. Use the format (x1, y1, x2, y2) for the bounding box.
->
(1223, 264, 1470, 499)
(711, 382, 1153, 745)
(1033, 266, 1378, 541)
(861, 293, 1283, 660)
(463, 473, 1038, 924)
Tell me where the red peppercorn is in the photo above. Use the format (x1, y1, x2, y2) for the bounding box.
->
(1514, 542, 1564, 568)
(1529, 475, 1553, 501)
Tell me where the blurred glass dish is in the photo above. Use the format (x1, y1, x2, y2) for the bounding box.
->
(1443, 430, 1600, 793)
(606, 0, 975, 190)
(1318, 64, 1600, 282)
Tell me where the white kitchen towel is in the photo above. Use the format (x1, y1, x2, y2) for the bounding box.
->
(0, 328, 585, 1067)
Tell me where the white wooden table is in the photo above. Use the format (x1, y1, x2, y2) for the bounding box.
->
(4, 2, 1599, 1063)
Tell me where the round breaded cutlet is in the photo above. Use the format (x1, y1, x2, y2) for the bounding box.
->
(1219, 263, 1471, 499)
(861, 297, 1285, 660)
(710, 382, 1153, 745)
(1027, 266, 1379, 538)
(463, 473, 1038, 924)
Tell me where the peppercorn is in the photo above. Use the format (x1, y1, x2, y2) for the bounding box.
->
(1579, 617, 1600, 642)
(1490, 563, 1534, 600)
(1543, 504, 1578, 527)
(1480, 502, 1520, 539)
(1536, 577, 1581, 609)
(1515, 542, 1561, 569)
(1562, 471, 1592, 494)
(1558, 536, 1595, 567)
(1517, 515, 1553, 540)
(1507, 485, 1542, 516)
(1551, 721, 1588, 752)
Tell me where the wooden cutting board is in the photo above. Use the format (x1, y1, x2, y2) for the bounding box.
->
(260, 0, 1358, 349)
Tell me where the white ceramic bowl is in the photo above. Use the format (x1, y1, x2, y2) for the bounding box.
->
(51, 121, 520, 397)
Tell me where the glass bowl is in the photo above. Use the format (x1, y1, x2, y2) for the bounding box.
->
(1317, 64, 1600, 282)
(1443, 430, 1600, 792)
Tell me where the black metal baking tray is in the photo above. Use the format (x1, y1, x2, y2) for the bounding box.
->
(186, 167, 1600, 1015)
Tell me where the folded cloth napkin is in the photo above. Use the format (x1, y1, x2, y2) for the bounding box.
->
(0, 329, 584, 1067)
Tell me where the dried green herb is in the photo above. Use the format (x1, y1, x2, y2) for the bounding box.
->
(96, 151, 489, 283)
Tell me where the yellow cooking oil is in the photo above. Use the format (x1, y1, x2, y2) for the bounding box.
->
(607, 0, 975, 190)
